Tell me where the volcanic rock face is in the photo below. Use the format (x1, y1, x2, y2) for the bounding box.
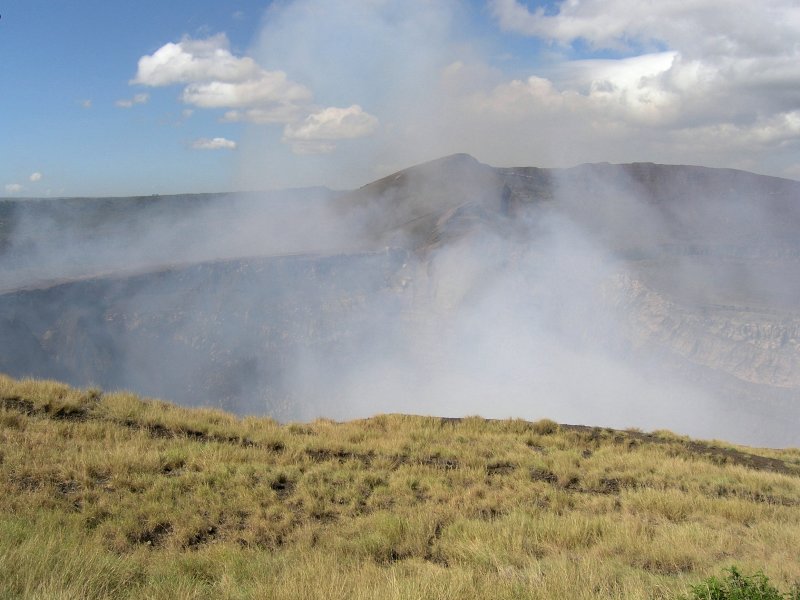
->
(0, 251, 411, 421)
(1, 155, 799, 446)
(611, 271, 800, 389)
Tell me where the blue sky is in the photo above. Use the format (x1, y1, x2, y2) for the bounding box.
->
(2, 0, 800, 196)
(1, 0, 266, 196)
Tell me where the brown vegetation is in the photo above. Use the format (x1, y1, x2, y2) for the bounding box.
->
(1, 374, 798, 599)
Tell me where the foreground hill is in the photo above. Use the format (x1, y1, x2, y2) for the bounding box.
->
(1, 374, 798, 599)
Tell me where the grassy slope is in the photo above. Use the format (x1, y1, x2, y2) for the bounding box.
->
(0, 374, 798, 599)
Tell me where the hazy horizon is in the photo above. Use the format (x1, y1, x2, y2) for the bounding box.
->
(4, 154, 800, 202)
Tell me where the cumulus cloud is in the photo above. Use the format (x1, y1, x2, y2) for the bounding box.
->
(487, 0, 800, 129)
(464, 52, 683, 128)
(489, 0, 800, 57)
(29, 172, 42, 183)
(191, 137, 237, 150)
(115, 93, 150, 108)
(131, 33, 312, 121)
(282, 105, 378, 154)
(5, 183, 23, 194)
(220, 105, 303, 124)
(181, 74, 310, 109)
(283, 105, 378, 141)
(132, 34, 260, 86)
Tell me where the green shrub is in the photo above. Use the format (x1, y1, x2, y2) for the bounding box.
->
(681, 567, 800, 600)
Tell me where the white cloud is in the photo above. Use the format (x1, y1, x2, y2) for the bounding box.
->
(5, 183, 23, 194)
(132, 31, 386, 160)
(29, 172, 42, 182)
(131, 33, 312, 125)
(481, 0, 800, 160)
(191, 137, 237, 150)
(181, 73, 310, 109)
(81, 99, 92, 109)
(283, 105, 378, 141)
(115, 93, 150, 109)
(489, 0, 800, 58)
(282, 105, 379, 155)
(469, 52, 682, 127)
(488, 0, 800, 98)
(132, 34, 260, 86)
(220, 105, 304, 124)
(669, 111, 800, 150)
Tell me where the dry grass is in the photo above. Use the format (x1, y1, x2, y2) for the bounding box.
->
(1, 374, 798, 599)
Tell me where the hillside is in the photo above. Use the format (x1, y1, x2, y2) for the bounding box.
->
(1, 374, 798, 599)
